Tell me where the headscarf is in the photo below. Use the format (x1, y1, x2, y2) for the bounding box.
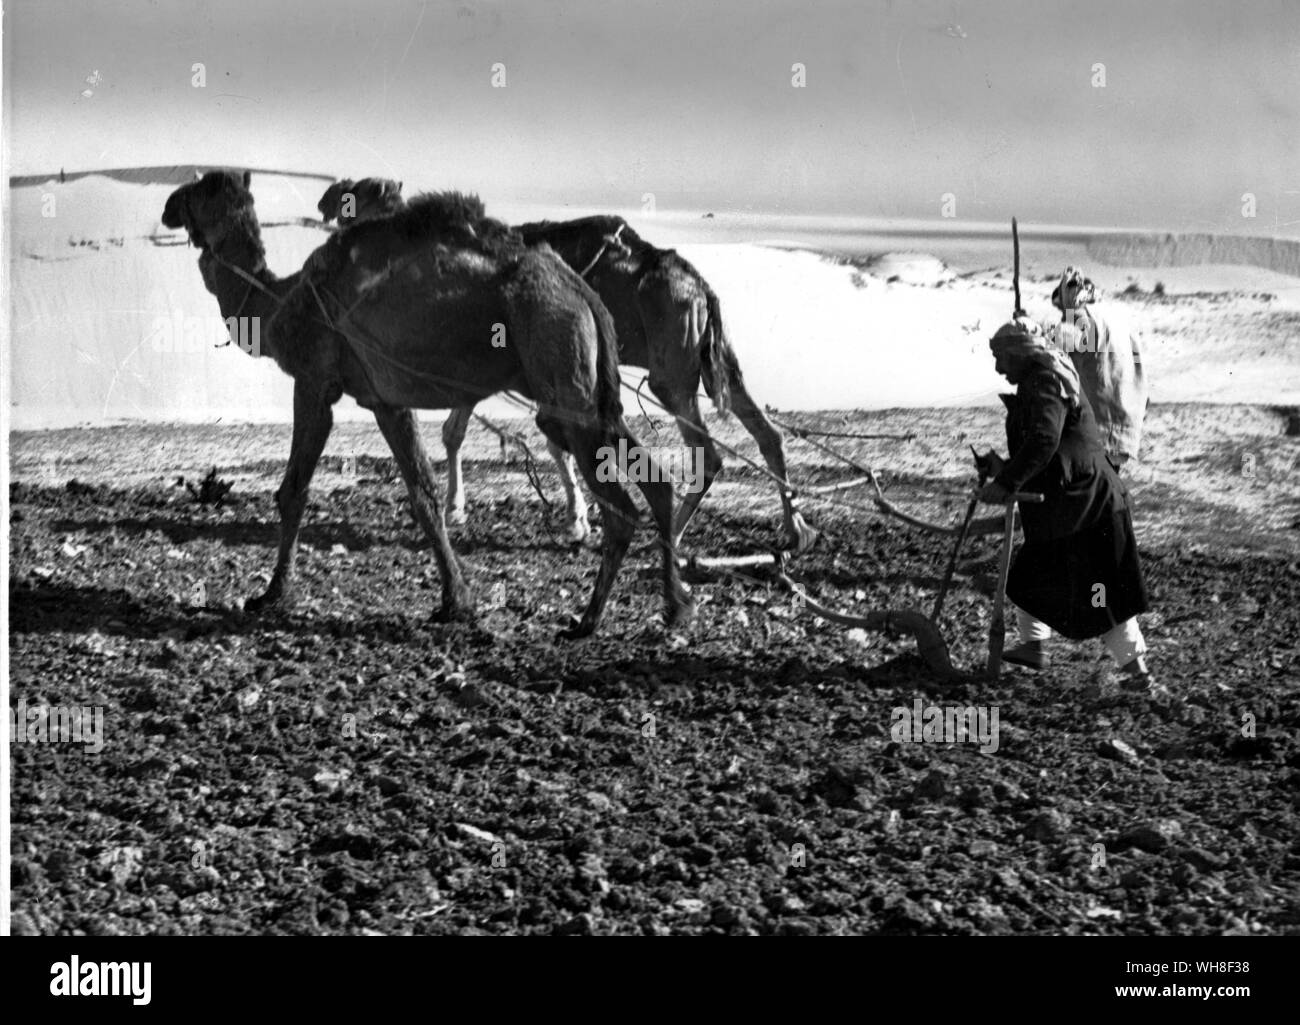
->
(1051, 265, 1096, 312)
(989, 317, 1083, 409)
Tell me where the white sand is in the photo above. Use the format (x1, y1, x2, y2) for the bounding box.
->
(9, 173, 1299, 429)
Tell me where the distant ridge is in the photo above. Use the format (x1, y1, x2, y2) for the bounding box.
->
(9, 165, 335, 188)
(1087, 232, 1300, 279)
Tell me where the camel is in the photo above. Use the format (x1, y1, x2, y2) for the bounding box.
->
(162, 170, 692, 638)
(514, 214, 818, 552)
(317, 178, 818, 552)
(318, 178, 595, 541)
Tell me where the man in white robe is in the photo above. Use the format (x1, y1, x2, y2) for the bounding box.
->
(1041, 267, 1149, 471)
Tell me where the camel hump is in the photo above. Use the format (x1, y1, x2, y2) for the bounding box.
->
(335, 190, 521, 256)
(396, 191, 499, 239)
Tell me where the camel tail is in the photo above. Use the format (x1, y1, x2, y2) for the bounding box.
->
(699, 286, 737, 417)
(588, 293, 623, 434)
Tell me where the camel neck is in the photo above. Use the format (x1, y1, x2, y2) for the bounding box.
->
(523, 218, 630, 275)
(540, 233, 592, 272)
(198, 224, 288, 357)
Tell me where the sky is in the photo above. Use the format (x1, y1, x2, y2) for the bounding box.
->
(5, 0, 1300, 232)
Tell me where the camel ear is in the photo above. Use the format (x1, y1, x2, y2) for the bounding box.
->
(243, 170, 252, 188)
(397, 181, 403, 193)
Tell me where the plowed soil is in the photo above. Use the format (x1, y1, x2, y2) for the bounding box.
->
(8, 406, 1300, 935)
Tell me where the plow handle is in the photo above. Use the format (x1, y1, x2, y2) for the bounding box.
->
(931, 467, 988, 621)
(986, 494, 1041, 677)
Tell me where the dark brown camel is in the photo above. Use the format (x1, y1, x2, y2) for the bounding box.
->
(317, 177, 817, 551)
(513, 215, 818, 551)
(163, 170, 692, 638)
(317, 178, 595, 540)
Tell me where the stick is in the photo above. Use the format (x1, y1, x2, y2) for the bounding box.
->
(1012, 217, 1025, 318)
(931, 467, 987, 621)
(968, 511, 1023, 535)
(805, 475, 874, 495)
(683, 553, 782, 573)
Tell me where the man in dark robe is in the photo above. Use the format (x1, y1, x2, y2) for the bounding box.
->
(976, 318, 1155, 690)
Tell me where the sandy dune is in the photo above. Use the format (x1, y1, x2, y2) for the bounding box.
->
(7, 171, 1300, 429)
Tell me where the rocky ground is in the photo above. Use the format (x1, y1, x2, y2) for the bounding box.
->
(7, 406, 1300, 935)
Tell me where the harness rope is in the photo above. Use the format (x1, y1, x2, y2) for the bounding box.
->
(210, 276, 256, 347)
(764, 410, 916, 443)
(576, 223, 627, 278)
(468, 412, 559, 528)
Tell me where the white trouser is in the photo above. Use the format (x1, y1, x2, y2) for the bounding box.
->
(1014, 605, 1147, 666)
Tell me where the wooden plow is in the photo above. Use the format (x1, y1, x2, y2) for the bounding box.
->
(679, 547, 960, 678)
(674, 474, 1040, 682)
(614, 364, 1036, 681)
(660, 218, 1039, 682)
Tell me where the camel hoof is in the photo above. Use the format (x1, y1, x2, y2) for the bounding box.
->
(437, 618, 497, 647)
(665, 597, 696, 633)
(432, 600, 477, 625)
(565, 517, 591, 544)
(556, 615, 593, 642)
(245, 588, 286, 614)
(783, 516, 819, 555)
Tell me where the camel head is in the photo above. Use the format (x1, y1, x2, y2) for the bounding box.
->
(162, 169, 256, 251)
(319, 177, 404, 225)
(355, 177, 404, 217)
(317, 178, 355, 223)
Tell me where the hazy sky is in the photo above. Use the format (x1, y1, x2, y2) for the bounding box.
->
(5, 0, 1299, 231)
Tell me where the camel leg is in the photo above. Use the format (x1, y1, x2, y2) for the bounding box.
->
(618, 417, 696, 632)
(374, 405, 474, 623)
(537, 416, 657, 639)
(246, 382, 334, 613)
(652, 387, 722, 549)
(728, 377, 818, 552)
(554, 411, 694, 636)
(544, 438, 591, 542)
(441, 405, 473, 526)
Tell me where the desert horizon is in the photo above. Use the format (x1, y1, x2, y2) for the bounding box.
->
(8, 167, 1299, 430)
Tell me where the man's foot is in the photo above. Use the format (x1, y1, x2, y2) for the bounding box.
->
(1118, 656, 1155, 692)
(1118, 657, 1179, 706)
(1003, 641, 1048, 670)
